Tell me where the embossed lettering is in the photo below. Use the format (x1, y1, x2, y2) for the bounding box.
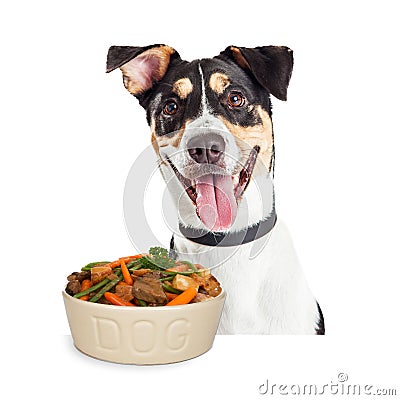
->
(93, 317, 120, 350)
(131, 320, 156, 353)
(166, 319, 189, 351)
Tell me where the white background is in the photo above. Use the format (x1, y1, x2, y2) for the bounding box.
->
(1, 0, 399, 398)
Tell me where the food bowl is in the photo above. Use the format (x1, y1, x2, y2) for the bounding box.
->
(62, 289, 225, 364)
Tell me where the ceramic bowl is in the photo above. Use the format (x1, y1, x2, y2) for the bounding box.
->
(62, 289, 225, 364)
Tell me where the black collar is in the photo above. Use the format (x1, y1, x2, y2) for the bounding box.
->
(178, 207, 277, 247)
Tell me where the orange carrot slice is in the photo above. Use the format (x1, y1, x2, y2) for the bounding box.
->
(166, 287, 198, 306)
(80, 279, 92, 301)
(104, 255, 143, 269)
(120, 259, 134, 285)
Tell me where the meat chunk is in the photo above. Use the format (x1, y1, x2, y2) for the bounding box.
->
(197, 268, 211, 277)
(190, 292, 212, 303)
(97, 296, 112, 305)
(67, 273, 78, 282)
(76, 271, 91, 282)
(66, 280, 81, 296)
(67, 270, 91, 282)
(144, 271, 164, 280)
(202, 275, 222, 297)
(191, 273, 205, 286)
(91, 266, 112, 285)
(107, 273, 119, 281)
(132, 275, 167, 305)
(115, 285, 134, 302)
(190, 273, 222, 297)
(131, 268, 152, 277)
(167, 264, 190, 272)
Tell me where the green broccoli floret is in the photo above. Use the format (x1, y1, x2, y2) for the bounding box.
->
(140, 247, 176, 270)
(149, 247, 169, 258)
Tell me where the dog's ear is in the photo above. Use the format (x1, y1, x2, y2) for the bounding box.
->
(106, 44, 180, 96)
(220, 46, 293, 101)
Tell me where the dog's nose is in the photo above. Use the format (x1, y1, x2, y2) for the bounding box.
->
(187, 134, 225, 164)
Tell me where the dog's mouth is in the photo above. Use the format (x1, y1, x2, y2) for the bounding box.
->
(166, 145, 260, 232)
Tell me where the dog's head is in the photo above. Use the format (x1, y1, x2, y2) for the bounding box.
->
(107, 44, 293, 232)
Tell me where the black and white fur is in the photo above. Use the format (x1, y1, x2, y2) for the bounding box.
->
(107, 44, 325, 334)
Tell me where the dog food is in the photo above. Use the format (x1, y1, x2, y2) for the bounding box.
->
(65, 247, 222, 306)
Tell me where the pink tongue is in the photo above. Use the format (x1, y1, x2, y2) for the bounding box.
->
(194, 174, 237, 231)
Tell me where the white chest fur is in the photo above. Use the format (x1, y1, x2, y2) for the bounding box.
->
(174, 219, 320, 334)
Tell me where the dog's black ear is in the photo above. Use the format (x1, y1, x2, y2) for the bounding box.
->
(106, 44, 180, 96)
(220, 46, 293, 101)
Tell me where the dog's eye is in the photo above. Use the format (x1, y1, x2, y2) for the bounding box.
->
(163, 101, 179, 115)
(227, 92, 245, 108)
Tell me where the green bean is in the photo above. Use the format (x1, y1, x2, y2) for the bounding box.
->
(73, 270, 122, 299)
(164, 270, 197, 277)
(180, 260, 198, 272)
(89, 272, 122, 303)
(160, 276, 174, 282)
(128, 260, 147, 271)
(137, 299, 147, 306)
(162, 283, 182, 294)
(129, 264, 145, 272)
(126, 259, 141, 269)
(73, 277, 110, 298)
(81, 261, 111, 271)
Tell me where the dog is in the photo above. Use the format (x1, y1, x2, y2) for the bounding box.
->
(106, 44, 325, 334)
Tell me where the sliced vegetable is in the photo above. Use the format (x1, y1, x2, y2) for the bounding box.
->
(89, 273, 122, 303)
(81, 261, 111, 271)
(160, 276, 174, 282)
(121, 259, 134, 285)
(74, 277, 111, 298)
(116, 281, 130, 287)
(103, 255, 143, 270)
(180, 260, 198, 272)
(129, 263, 145, 272)
(104, 292, 135, 306)
(79, 279, 92, 301)
(172, 274, 199, 291)
(127, 258, 144, 270)
(164, 270, 199, 277)
(166, 287, 198, 306)
(162, 283, 182, 295)
(131, 268, 152, 277)
(67, 247, 222, 307)
(197, 268, 211, 277)
(166, 264, 190, 272)
(166, 292, 178, 301)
